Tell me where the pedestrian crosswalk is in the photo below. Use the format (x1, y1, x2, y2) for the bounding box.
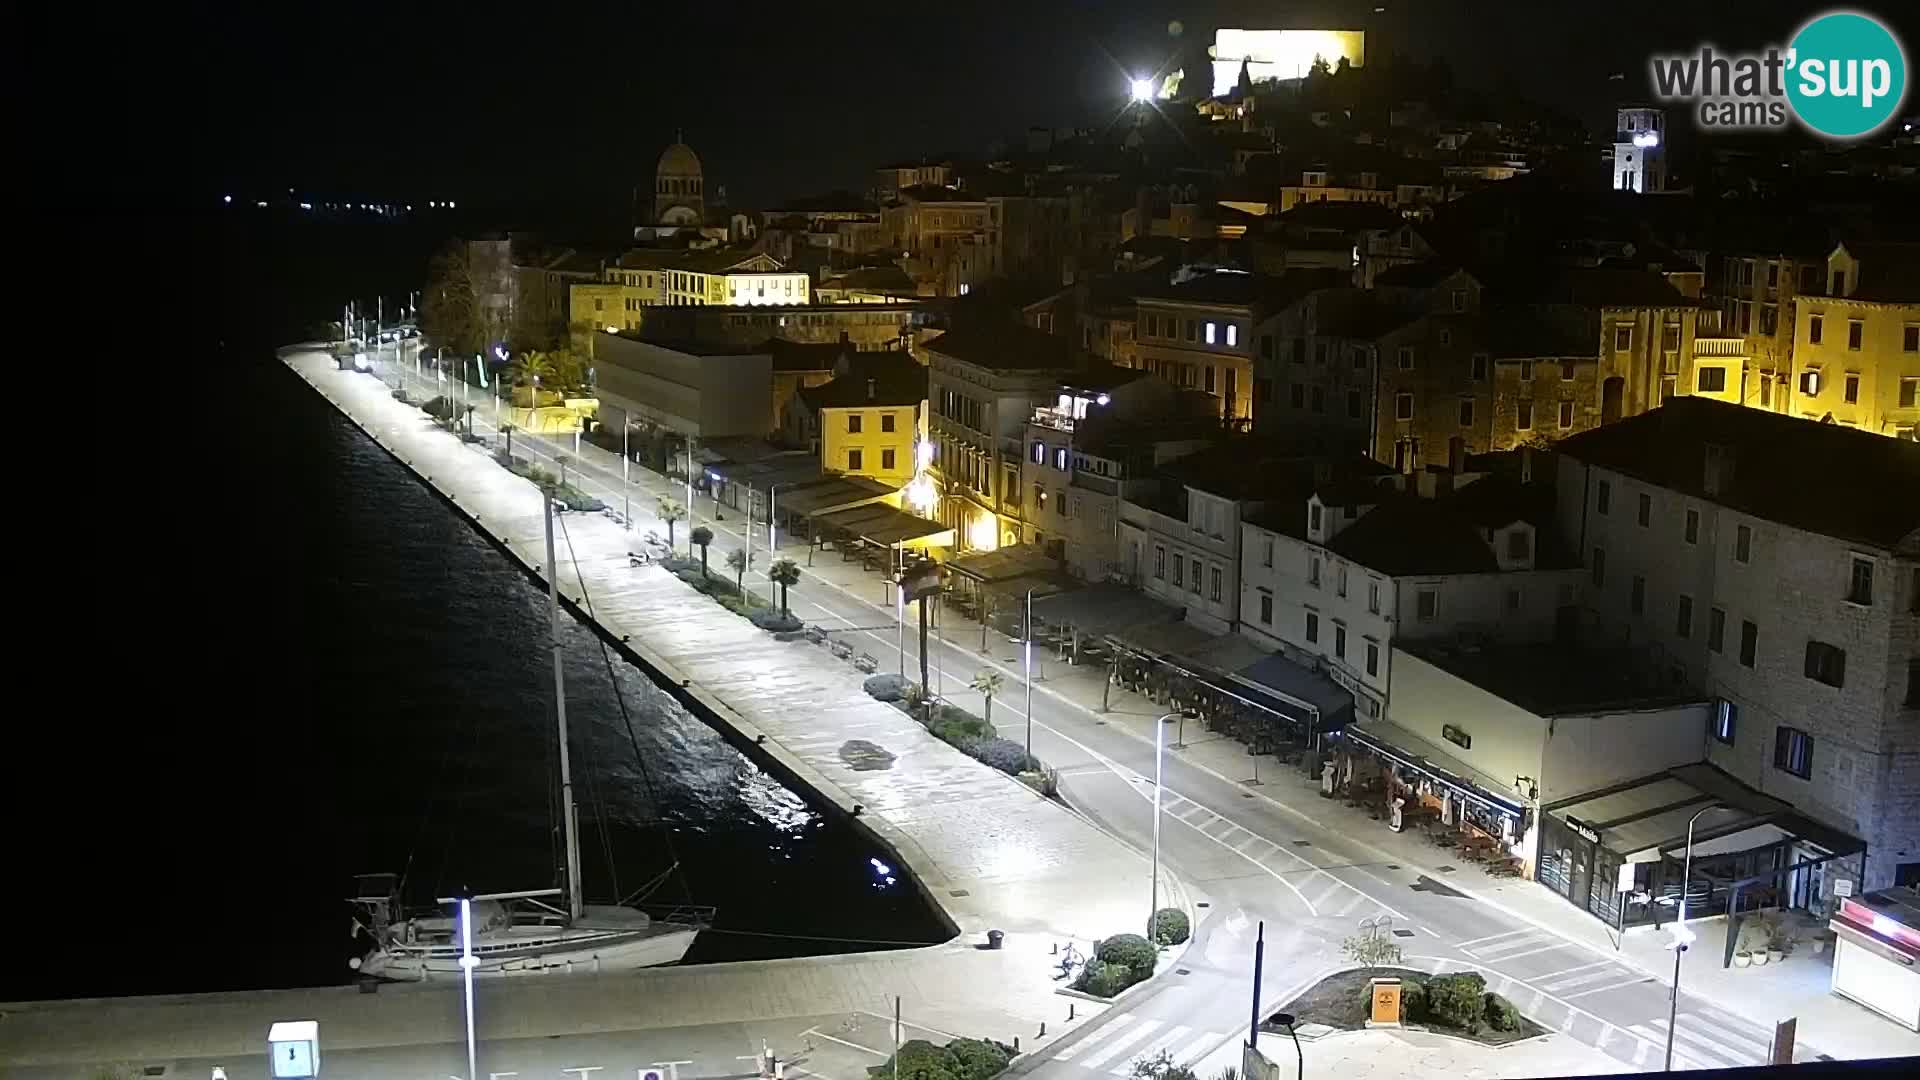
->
(1052, 1014, 1229, 1076)
(1626, 1013, 1777, 1071)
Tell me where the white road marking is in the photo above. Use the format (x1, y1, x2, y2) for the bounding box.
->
(1454, 927, 1534, 949)
(804, 1029, 888, 1057)
(1476, 940, 1582, 964)
(1052, 1014, 1131, 1061)
(1077, 1018, 1163, 1070)
(1560, 974, 1655, 999)
(1111, 1024, 1195, 1076)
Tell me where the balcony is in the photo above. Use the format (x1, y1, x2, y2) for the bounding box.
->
(1694, 336, 1749, 358)
(1029, 408, 1076, 433)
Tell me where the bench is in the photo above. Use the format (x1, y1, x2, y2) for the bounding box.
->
(829, 640, 854, 660)
(627, 551, 653, 567)
(853, 653, 878, 673)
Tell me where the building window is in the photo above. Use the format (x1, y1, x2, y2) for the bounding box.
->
(1308, 504, 1323, 533)
(1844, 373, 1859, 404)
(1471, 353, 1488, 380)
(1520, 360, 1534, 381)
(1809, 314, 1823, 344)
(1185, 320, 1197, 343)
(1516, 400, 1533, 430)
(1636, 492, 1651, 527)
(1306, 610, 1320, 643)
(1154, 545, 1166, 580)
(1190, 558, 1202, 594)
(1258, 591, 1273, 624)
(1227, 324, 1239, 347)
(881, 448, 896, 471)
(1712, 700, 1737, 745)
(1592, 547, 1606, 587)
(1506, 531, 1529, 560)
(1904, 325, 1920, 352)
(847, 448, 863, 471)
(1397, 346, 1414, 369)
(1262, 538, 1274, 567)
(881, 413, 896, 433)
(1416, 588, 1439, 621)
(1348, 389, 1364, 418)
(1033, 483, 1047, 510)
(1707, 607, 1726, 653)
(1458, 399, 1474, 427)
(1774, 726, 1814, 779)
(1210, 566, 1222, 602)
(1171, 554, 1182, 587)
(1630, 575, 1646, 615)
(1395, 392, 1413, 420)
(1697, 367, 1727, 393)
(1735, 524, 1752, 564)
(1739, 619, 1758, 668)
(1908, 658, 1920, 707)
(1030, 440, 1045, 464)
(1290, 384, 1306, 409)
(1558, 400, 1575, 429)
(1902, 377, 1919, 408)
(1597, 480, 1611, 514)
(1311, 386, 1324, 413)
(1847, 556, 1874, 605)
(1801, 369, 1822, 396)
(1684, 508, 1699, 545)
(1314, 342, 1329, 365)
(1367, 581, 1380, 614)
(1366, 641, 1379, 676)
(1336, 564, 1348, 597)
(1334, 624, 1347, 659)
(1804, 640, 1847, 687)
(1676, 594, 1693, 638)
(1614, 325, 1633, 352)
(1847, 320, 1863, 350)
(1439, 329, 1452, 347)
(1205, 321, 1218, 345)
(1308, 556, 1321, 587)
(1451, 289, 1467, 312)
(1054, 447, 1069, 471)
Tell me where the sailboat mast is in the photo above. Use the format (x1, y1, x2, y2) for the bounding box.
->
(543, 495, 586, 922)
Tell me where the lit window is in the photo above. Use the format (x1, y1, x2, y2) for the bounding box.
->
(1416, 590, 1438, 621)
(1773, 726, 1813, 779)
(1205, 322, 1218, 345)
(1712, 700, 1737, 745)
(1226, 324, 1239, 347)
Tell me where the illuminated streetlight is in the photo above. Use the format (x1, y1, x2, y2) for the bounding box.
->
(1149, 709, 1196, 939)
(1130, 77, 1155, 103)
(1664, 804, 1725, 1071)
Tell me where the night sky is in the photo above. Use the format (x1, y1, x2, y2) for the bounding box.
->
(47, 0, 1907, 219)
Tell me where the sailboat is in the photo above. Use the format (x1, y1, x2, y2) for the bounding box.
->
(348, 495, 712, 980)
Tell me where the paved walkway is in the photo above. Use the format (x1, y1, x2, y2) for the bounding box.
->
(1229, 1027, 1628, 1080)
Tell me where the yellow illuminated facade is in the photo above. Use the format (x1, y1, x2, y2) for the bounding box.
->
(820, 402, 924, 486)
(1792, 244, 1920, 439)
(1210, 28, 1365, 95)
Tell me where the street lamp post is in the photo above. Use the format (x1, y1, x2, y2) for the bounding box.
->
(1024, 587, 1039, 764)
(1664, 804, 1722, 1071)
(1149, 709, 1194, 939)
(436, 893, 480, 1080)
(622, 420, 632, 529)
(1270, 1011, 1303, 1080)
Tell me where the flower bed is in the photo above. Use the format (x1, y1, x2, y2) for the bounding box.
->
(1278, 967, 1544, 1046)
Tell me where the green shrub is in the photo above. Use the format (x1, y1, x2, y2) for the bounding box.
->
(1072, 960, 1134, 998)
(929, 707, 994, 744)
(1340, 931, 1402, 970)
(1151, 907, 1191, 946)
(1097, 933, 1159, 981)
(972, 736, 1035, 775)
(944, 1037, 1012, 1080)
(1484, 992, 1522, 1032)
(1426, 972, 1488, 1032)
(1400, 977, 1428, 1022)
(869, 1040, 955, 1080)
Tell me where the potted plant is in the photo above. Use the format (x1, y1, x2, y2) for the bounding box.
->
(1734, 949, 1752, 968)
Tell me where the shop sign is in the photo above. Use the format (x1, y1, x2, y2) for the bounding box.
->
(1566, 816, 1601, 843)
(1441, 723, 1472, 750)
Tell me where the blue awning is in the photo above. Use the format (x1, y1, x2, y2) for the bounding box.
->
(1230, 654, 1356, 734)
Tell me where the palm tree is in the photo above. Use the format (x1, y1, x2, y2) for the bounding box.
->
(501, 421, 515, 459)
(515, 351, 557, 407)
(769, 558, 802, 617)
(970, 670, 1005, 725)
(726, 548, 749, 600)
(690, 526, 714, 579)
(657, 497, 684, 549)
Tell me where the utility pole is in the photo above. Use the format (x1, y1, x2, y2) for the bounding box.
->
(1249, 920, 1265, 1051)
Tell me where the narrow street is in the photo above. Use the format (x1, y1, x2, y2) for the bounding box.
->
(378, 347, 1840, 1074)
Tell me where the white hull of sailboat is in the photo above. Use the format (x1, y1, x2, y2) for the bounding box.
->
(364, 924, 701, 981)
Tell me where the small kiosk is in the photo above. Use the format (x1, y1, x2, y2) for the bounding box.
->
(1828, 885, 1920, 1032)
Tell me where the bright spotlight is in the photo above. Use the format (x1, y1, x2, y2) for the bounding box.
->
(1130, 77, 1155, 103)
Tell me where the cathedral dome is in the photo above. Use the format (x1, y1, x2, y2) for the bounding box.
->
(658, 140, 702, 178)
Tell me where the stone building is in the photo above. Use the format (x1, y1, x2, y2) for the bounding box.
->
(1792, 242, 1920, 440)
(1554, 397, 1920, 890)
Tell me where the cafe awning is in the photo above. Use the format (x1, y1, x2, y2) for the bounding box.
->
(814, 503, 953, 548)
(944, 544, 1057, 585)
(1030, 584, 1184, 638)
(1544, 762, 1865, 863)
(1224, 653, 1356, 734)
(774, 476, 897, 517)
(1343, 721, 1528, 819)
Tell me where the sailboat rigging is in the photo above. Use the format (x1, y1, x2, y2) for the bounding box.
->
(349, 492, 711, 980)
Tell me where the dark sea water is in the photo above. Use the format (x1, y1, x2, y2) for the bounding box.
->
(10, 211, 944, 1001)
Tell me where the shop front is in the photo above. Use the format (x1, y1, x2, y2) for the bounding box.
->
(1335, 723, 1531, 877)
(1829, 887, 1920, 1032)
(1539, 763, 1867, 954)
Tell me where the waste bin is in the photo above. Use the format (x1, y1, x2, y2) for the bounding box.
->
(986, 929, 1004, 949)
